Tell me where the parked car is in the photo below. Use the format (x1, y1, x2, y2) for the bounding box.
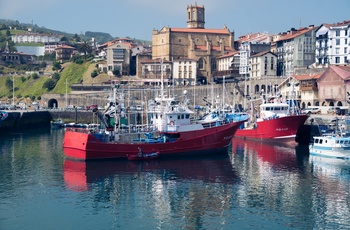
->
(301, 107, 321, 114)
(336, 108, 347, 115)
(327, 107, 340, 114)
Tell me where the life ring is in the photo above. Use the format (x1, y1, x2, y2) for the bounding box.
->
(169, 121, 175, 125)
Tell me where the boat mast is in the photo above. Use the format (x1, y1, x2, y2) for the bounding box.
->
(160, 58, 166, 131)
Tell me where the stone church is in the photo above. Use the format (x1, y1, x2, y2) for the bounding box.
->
(151, 3, 235, 83)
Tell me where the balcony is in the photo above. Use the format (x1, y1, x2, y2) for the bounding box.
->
(299, 83, 317, 91)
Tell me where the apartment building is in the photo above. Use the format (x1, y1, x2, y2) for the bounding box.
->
(276, 26, 318, 77)
(316, 20, 350, 66)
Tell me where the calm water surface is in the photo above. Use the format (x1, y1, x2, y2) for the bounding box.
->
(1, 128, 350, 230)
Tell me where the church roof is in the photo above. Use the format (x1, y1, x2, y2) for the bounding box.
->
(169, 28, 230, 35)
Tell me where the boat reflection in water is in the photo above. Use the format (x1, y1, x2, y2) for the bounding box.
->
(63, 154, 239, 192)
(230, 137, 301, 169)
(309, 155, 350, 181)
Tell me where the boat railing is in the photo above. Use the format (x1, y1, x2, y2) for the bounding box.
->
(65, 127, 90, 134)
(117, 124, 156, 134)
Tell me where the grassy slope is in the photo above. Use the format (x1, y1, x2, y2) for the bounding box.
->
(51, 62, 90, 94)
(0, 61, 110, 102)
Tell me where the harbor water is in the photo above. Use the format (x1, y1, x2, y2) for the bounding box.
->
(1, 128, 350, 229)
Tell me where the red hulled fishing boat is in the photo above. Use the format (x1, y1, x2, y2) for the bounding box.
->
(63, 82, 246, 160)
(234, 97, 308, 144)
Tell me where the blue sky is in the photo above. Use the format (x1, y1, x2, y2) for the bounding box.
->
(1, 0, 349, 41)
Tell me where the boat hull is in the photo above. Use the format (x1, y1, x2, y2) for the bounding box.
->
(235, 115, 308, 143)
(309, 136, 350, 159)
(127, 152, 159, 161)
(63, 121, 244, 160)
(309, 147, 350, 159)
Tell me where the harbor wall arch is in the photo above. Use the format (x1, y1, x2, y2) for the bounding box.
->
(48, 99, 59, 108)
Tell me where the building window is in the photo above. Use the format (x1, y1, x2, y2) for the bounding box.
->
(336, 39, 340, 45)
(113, 49, 124, 59)
(345, 39, 348, 45)
(345, 56, 348, 64)
(198, 58, 204, 69)
(335, 57, 340, 63)
(345, 47, 347, 54)
(211, 59, 216, 70)
(336, 30, 340, 36)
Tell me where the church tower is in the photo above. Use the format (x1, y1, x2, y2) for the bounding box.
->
(187, 3, 205, 29)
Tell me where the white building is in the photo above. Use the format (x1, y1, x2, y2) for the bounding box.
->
(316, 20, 350, 66)
(250, 51, 277, 79)
(328, 20, 349, 65)
(12, 33, 62, 43)
(172, 58, 197, 85)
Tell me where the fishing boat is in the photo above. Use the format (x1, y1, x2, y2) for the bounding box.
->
(0, 110, 8, 125)
(309, 117, 350, 159)
(51, 119, 64, 128)
(63, 94, 245, 160)
(309, 134, 350, 159)
(234, 96, 308, 144)
(63, 71, 247, 160)
(127, 148, 159, 161)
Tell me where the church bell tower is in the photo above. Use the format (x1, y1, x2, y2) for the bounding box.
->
(187, 3, 205, 29)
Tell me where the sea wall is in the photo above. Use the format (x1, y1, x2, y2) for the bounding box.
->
(0, 111, 52, 132)
(0, 110, 97, 132)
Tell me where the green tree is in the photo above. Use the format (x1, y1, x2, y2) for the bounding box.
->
(60, 36, 68, 42)
(5, 77, 13, 90)
(52, 61, 61, 71)
(39, 61, 47, 69)
(43, 79, 57, 90)
(73, 33, 81, 42)
(78, 41, 92, 60)
(52, 72, 60, 82)
(91, 69, 98, 78)
(112, 68, 120, 77)
(31, 73, 39, 79)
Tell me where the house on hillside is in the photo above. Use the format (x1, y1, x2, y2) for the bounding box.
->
(55, 45, 75, 63)
(106, 41, 132, 76)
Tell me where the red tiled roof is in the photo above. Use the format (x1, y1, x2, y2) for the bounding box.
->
(238, 32, 270, 43)
(217, 51, 239, 59)
(276, 26, 319, 42)
(329, 66, 350, 80)
(170, 28, 230, 35)
(294, 74, 322, 81)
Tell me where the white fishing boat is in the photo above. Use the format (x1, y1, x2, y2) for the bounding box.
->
(309, 117, 350, 159)
(309, 134, 350, 159)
